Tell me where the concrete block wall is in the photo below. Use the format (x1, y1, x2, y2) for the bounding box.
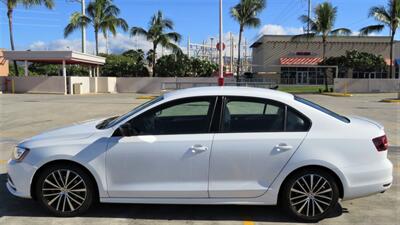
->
(0, 76, 66, 94)
(334, 78, 400, 93)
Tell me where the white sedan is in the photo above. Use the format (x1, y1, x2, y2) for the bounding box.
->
(7, 87, 392, 222)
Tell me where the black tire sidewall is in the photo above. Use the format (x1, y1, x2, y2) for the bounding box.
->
(281, 169, 339, 222)
(35, 164, 94, 217)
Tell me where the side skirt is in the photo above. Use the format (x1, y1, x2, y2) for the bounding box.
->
(100, 197, 276, 205)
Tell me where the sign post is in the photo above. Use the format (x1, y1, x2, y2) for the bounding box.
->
(218, 0, 224, 86)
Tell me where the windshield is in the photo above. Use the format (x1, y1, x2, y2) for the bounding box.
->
(294, 96, 350, 123)
(97, 95, 164, 129)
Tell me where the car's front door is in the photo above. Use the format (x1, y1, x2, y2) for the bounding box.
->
(106, 96, 217, 198)
(209, 96, 310, 198)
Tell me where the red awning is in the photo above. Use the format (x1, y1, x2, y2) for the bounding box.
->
(280, 57, 323, 65)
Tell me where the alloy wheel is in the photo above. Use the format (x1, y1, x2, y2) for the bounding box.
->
(289, 174, 333, 218)
(41, 169, 87, 213)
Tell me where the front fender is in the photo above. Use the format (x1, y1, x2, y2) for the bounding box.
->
(27, 137, 110, 198)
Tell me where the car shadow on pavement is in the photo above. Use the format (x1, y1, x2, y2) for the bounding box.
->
(0, 173, 345, 222)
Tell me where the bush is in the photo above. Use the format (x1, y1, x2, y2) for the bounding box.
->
(190, 58, 219, 77)
(8, 64, 24, 76)
(321, 50, 387, 73)
(156, 53, 218, 77)
(11, 63, 90, 76)
(100, 53, 149, 77)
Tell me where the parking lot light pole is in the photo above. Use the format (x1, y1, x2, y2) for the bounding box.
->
(81, 0, 86, 53)
(218, 0, 224, 86)
(68, 0, 86, 53)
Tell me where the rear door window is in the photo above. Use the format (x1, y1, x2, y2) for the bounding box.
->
(286, 107, 311, 131)
(222, 97, 285, 133)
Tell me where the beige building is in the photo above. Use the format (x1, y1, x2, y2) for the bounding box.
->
(251, 35, 399, 84)
(0, 49, 9, 76)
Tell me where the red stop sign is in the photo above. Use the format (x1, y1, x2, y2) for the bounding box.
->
(216, 42, 225, 51)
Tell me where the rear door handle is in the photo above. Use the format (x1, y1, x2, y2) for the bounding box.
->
(190, 144, 208, 153)
(275, 143, 293, 151)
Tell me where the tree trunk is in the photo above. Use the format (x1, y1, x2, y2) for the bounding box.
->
(7, 8, 19, 76)
(152, 43, 157, 77)
(95, 29, 99, 55)
(322, 36, 328, 92)
(389, 33, 394, 79)
(236, 26, 243, 84)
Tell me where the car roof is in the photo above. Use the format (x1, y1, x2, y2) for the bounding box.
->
(163, 86, 294, 101)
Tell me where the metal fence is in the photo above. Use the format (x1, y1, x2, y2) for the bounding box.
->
(161, 79, 277, 91)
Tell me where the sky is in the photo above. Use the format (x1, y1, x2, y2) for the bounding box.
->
(0, 0, 395, 55)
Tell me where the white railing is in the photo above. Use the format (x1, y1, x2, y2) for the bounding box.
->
(161, 80, 277, 91)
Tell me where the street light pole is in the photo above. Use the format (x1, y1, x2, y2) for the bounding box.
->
(81, 0, 86, 53)
(68, 0, 87, 53)
(218, 0, 224, 86)
(307, 0, 311, 34)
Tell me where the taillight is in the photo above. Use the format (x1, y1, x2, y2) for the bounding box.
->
(372, 135, 388, 152)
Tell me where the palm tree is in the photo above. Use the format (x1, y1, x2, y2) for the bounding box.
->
(360, 0, 400, 79)
(293, 2, 351, 92)
(3, 0, 54, 76)
(146, 49, 155, 68)
(231, 0, 265, 81)
(130, 10, 182, 77)
(64, 0, 128, 55)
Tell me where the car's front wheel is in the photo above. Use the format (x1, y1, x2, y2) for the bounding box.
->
(35, 163, 95, 217)
(280, 169, 339, 222)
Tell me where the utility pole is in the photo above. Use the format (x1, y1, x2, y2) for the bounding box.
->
(218, 0, 224, 86)
(81, 0, 86, 53)
(187, 36, 191, 57)
(307, 0, 311, 34)
(202, 40, 205, 59)
(230, 32, 233, 73)
(68, 0, 87, 53)
(210, 37, 214, 62)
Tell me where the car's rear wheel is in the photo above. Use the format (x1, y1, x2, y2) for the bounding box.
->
(35, 164, 94, 217)
(281, 169, 339, 222)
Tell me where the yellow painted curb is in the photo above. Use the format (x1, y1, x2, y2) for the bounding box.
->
(0, 159, 8, 164)
(243, 221, 255, 225)
(321, 92, 353, 97)
(136, 95, 157, 100)
(381, 98, 400, 103)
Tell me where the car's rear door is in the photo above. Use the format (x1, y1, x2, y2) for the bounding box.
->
(106, 96, 217, 198)
(209, 96, 310, 198)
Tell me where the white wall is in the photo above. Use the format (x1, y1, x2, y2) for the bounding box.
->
(1, 76, 234, 94)
(334, 78, 400, 93)
(0, 76, 66, 94)
(116, 77, 235, 93)
(69, 76, 90, 94)
(97, 77, 116, 93)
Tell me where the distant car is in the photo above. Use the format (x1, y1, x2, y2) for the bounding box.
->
(7, 87, 392, 221)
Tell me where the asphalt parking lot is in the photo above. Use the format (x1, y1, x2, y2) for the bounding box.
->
(0, 92, 399, 225)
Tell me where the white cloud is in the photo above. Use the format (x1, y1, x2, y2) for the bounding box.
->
(258, 24, 303, 36)
(28, 32, 182, 55)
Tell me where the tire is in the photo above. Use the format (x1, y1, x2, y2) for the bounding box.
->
(280, 169, 339, 222)
(35, 163, 95, 217)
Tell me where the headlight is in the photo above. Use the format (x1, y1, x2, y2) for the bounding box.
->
(12, 146, 29, 161)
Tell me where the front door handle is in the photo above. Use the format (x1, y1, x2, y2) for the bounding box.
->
(190, 144, 208, 153)
(275, 143, 293, 151)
